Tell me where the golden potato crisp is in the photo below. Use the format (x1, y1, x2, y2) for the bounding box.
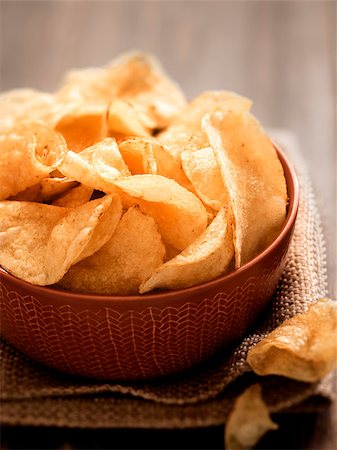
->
(108, 99, 150, 138)
(57, 52, 186, 129)
(0, 123, 67, 200)
(52, 185, 94, 207)
(0, 89, 56, 131)
(9, 183, 43, 202)
(59, 206, 165, 295)
(54, 103, 108, 153)
(118, 137, 193, 190)
(59, 138, 129, 192)
(171, 90, 252, 130)
(247, 299, 337, 382)
(153, 143, 195, 191)
(91, 138, 131, 181)
(181, 146, 228, 210)
(203, 111, 287, 267)
(112, 175, 208, 250)
(118, 137, 158, 174)
(159, 91, 252, 157)
(40, 177, 79, 202)
(139, 207, 234, 292)
(225, 384, 278, 450)
(0, 195, 122, 285)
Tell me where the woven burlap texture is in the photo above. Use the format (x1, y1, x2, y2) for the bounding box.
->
(0, 131, 333, 428)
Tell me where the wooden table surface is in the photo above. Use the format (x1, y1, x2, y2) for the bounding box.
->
(0, 1, 336, 449)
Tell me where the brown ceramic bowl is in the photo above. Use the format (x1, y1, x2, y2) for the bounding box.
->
(0, 147, 299, 381)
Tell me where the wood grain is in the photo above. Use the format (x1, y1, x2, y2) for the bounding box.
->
(0, 1, 336, 449)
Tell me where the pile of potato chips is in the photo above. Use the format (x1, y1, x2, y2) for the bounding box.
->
(0, 52, 288, 294)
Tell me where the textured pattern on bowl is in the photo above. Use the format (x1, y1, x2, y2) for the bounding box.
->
(0, 148, 299, 380)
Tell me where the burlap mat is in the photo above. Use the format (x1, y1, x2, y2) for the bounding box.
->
(0, 130, 335, 428)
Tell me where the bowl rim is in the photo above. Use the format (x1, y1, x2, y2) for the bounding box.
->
(0, 145, 299, 303)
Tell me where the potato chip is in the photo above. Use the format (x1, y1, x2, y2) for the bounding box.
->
(203, 111, 287, 268)
(91, 138, 131, 180)
(0, 195, 122, 285)
(0, 89, 56, 131)
(40, 177, 79, 202)
(108, 99, 150, 138)
(54, 103, 108, 153)
(9, 183, 42, 202)
(112, 175, 208, 250)
(59, 206, 165, 295)
(139, 207, 234, 292)
(171, 90, 252, 130)
(0, 122, 67, 200)
(118, 137, 194, 191)
(247, 299, 337, 382)
(57, 52, 186, 129)
(181, 146, 228, 210)
(159, 91, 252, 157)
(118, 138, 157, 174)
(59, 138, 129, 192)
(152, 142, 195, 191)
(52, 184, 94, 208)
(67, 194, 122, 264)
(225, 384, 278, 450)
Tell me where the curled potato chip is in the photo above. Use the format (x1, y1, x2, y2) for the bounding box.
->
(112, 175, 208, 250)
(108, 99, 150, 138)
(203, 111, 287, 268)
(65, 194, 122, 264)
(52, 184, 94, 207)
(181, 146, 228, 210)
(59, 138, 129, 192)
(118, 137, 193, 191)
(225, 384, 278, 450)
(0, 195, 122, 285)
(139, 207, 234, 292)
(59, 206, 165, 295)
(54, 103, 108, 153)
(247, 299, 337, 382)
(0, 89, 56, 131)
(57, 52, 186, 129)
(153, 143, 195, 191)
(171, 90, 252, 130)
(0, 122, 67, 200)
(91, 138, 130, 180)
(159, 91, 252, 157)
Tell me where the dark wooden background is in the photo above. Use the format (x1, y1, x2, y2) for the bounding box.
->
(0, 1, 336, 449)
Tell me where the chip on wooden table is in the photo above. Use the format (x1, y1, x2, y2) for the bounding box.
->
(225, 383, 278, 450)
(59, 206, 165, 295)
(203, 111, 287, 268)
(247, 298, 337, 382)
(140, 207, 234, 292)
